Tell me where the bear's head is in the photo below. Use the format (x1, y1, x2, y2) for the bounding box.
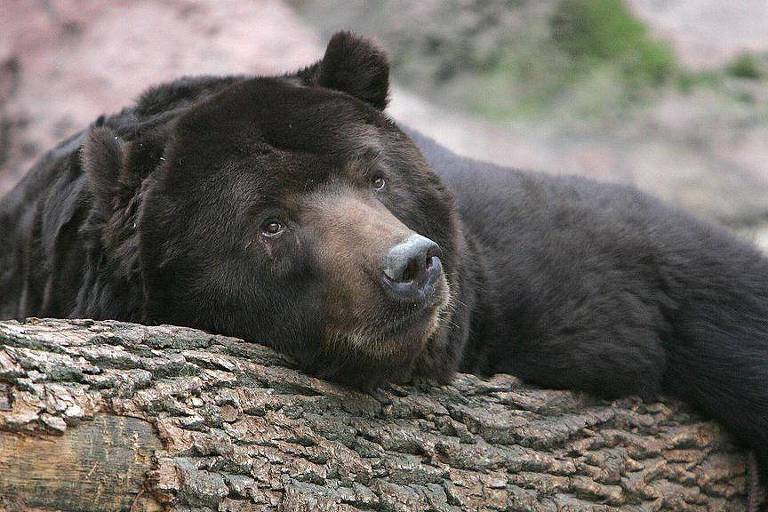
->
(81, 32, 470, 387)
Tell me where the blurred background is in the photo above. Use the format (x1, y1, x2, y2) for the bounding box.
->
(2, 0, 768, 244)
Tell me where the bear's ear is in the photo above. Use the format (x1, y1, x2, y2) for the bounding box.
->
(82, 126, 124, 216)
(298, 31, 390, 110)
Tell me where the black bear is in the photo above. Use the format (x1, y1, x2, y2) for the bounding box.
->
(1, 32, 767, 502)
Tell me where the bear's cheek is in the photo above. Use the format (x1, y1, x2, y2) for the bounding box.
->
(318, 265, 382, 332)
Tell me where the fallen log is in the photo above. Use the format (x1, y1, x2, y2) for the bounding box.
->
(0, 318, 750, 511)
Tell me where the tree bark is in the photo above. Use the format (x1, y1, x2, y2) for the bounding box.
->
(0, 318, 750, 512)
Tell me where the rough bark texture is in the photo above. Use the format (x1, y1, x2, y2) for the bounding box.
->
(0, 318, 751, 511)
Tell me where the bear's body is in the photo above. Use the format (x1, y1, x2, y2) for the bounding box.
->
(1, 33, 767, 494)
(411, 129, 768, 476)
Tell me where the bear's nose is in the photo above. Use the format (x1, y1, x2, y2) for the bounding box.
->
(382, 234, 443, 302)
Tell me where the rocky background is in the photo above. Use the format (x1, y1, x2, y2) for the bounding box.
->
(2, 0, 768, 240)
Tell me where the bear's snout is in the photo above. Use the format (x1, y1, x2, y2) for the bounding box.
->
(382, 234, 443, 303)
(302, 185, 449, 348)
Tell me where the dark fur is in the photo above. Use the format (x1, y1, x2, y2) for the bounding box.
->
(1, 32, 767, 490)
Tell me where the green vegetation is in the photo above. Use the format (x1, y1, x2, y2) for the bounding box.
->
(550, 0, 676, 85)
(460, 0, 681, 119)
(461, 0, 678, 120)
(676, 70, 720, 94)
(295, 0, 766, 123)
(727, 53, 762, 80)
(676, 52, 765, 100)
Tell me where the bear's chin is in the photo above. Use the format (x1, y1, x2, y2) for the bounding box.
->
(365, 307, 442, 362)
(306, 305, 446, 390)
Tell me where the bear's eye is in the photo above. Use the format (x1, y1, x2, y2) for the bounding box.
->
(372, 176, 387, 191)
(261, 219, 284, 238)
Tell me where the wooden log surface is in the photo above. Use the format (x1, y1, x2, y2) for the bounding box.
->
(0, 318, 751, 511)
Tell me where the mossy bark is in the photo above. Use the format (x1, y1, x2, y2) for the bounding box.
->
(0, 318, 750, 511)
